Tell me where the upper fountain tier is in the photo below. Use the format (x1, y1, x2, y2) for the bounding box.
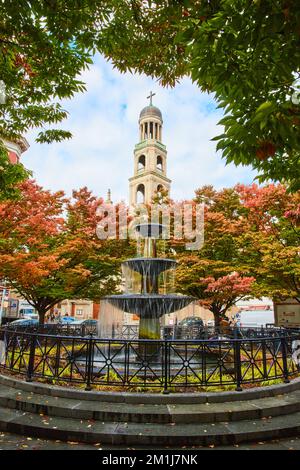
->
(123, 258, 177, 277)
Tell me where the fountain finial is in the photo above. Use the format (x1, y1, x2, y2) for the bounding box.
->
(135, 223, 165, 239)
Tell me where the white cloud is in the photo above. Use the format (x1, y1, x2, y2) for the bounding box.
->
(23, 55, 256, 202)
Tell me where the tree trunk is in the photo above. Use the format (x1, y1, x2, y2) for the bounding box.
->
(212, 309, 222, 328)
(211, 308, 230, 333)
(37, 309, 47, 326)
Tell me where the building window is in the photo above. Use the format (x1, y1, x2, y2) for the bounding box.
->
(76, 309, 83, 316)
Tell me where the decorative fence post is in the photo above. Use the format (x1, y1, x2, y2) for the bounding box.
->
(124, 340, 130, 386)
(281, 333, 290, 383)
(234, 340, 243, 391)
(163, 339, 169, 394)
(85, 335, 94, 391)
(26, 334, 36, 382)
(262, 339, 268, 380)
(54, 337, 61, 378)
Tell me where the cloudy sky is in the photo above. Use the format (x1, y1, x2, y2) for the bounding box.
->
(23, 54, 256, 203)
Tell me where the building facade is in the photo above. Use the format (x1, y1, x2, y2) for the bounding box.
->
(0, 136, 30, 324)
(2, 136, 29, 164)
(57, 299, 100, 320)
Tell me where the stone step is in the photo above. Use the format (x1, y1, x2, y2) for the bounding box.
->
(1, 382, 300, 424)
(0, 383, 170, 424)
(1, 405, 300, 446)
(2, 374, 300, 405)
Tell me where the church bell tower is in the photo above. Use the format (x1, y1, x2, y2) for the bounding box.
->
(129, 92, 171, 206)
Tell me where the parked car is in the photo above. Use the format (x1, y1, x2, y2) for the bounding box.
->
(8, 318, 39, 328)
(70, 319, 98, 335)
(175, 316, 204, 339)
(178, 316, 204, 328)
(80, 319, 98, 329)
(60, 316, 75, 324)
(22, 313, 39, 320)
(57, 318, 98, 336)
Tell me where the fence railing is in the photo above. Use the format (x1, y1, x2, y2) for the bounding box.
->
(4, 322, 294, 341)
(0, 328, 299, 392)
(4, 322, 98, 337)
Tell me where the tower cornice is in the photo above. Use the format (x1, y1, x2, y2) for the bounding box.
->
(134, 140, 166, 152)
(129, 171, 171, 184)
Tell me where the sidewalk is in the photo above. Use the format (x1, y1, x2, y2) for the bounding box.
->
(1, 431, 300, 450)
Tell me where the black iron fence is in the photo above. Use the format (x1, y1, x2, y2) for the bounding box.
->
(5, 322, 292, 341)
(0, 327, 299, 392)
(5, 322, 98, 337)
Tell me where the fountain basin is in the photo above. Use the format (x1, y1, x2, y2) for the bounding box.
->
(123, 258, 177, 277)
(105, 294, 194, 319)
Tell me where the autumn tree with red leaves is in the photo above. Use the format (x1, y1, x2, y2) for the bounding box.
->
(199, 271, 254, 326)
(0, 181, 133, 324)
(176, 183, 300, 324)
(172, 185, 254, 324)
(176, 257, 255, 326)
(236, 183, 300, 303)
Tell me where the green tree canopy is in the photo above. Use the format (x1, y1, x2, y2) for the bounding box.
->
(102, 1, 300, 190)
(0, 0, 98, 143)
(1, 1, 299, 189)
(0, 147, 30, 200)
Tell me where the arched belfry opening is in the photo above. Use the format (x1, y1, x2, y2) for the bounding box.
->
(129, 92, 171, 207)
(157, 156, 163, 172)
(136, 184, 145, 204)
(138, 155, 146, 172)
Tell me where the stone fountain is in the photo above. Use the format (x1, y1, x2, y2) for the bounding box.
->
(101, 223, 193, 351)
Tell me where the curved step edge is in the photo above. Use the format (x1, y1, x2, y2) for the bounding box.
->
(1, 406, 300, 446)
(1, 373, 300, 405)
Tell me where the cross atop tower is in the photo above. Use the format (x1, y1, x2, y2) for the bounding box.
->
(147, 91, 156, 106)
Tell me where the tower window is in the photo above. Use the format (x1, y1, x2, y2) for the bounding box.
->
(157, 156, 163, 171)
(138, 155, 146, 171)
(157, 184, 164, 192)
(136, 184, 145, 204)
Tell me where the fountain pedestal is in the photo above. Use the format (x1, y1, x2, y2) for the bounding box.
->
(138, 316, 161, 359)
(139, 316, 160, 340)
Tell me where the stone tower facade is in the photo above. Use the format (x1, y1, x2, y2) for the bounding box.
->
(129, 95, 171, 206)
